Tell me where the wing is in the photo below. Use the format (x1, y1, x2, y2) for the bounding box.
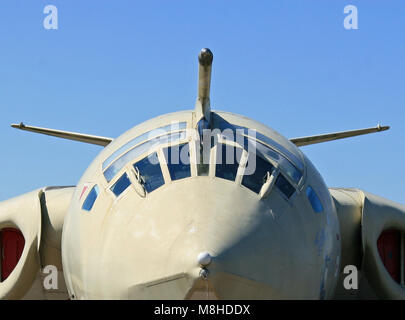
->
(330, 188, 405, 299)
(11, 122, 113, 147)
(0, 186, 74, 300)
(290, 125, 390, 147)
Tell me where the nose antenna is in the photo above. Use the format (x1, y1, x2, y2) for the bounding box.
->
(194, 48, 213, 126)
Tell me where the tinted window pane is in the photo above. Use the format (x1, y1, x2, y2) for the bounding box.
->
(164, 143, 191, 181)
(247, 138, 302, 184)
(110, 173, 131, 197)
(306, 186, 323, 213)
(242, 153, 274, 194)
(133, 153, 164, 193)
(215, 144, 243, 181)
(275, 174, 295, 198)
(82, 185, 99, 211)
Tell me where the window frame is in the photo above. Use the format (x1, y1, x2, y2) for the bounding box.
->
(207, 132, 299, 202)
(240, 150, 276, 194)
(210, 135, 248, 183)
(213, 142, 245, 183)
(103, 130, 189, 187)
(109, 172, 132, 198)
(215, 118, 305, 172)
(103, 130, 188, 183)
(162, 142, 193, 182)
(102, 122, 188, 171)
(132, 151, 166, 194)
(237, 142, 298, 202)
(82, 185, 100, 212)
(105, 137, 195, 198)
(100, 123, 302, 203)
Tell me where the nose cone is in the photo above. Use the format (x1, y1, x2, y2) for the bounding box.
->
(89, 178, 334, 299)
(123, 178, 273, 299)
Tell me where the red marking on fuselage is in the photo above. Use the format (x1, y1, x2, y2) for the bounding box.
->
(80, 185, 88, 200)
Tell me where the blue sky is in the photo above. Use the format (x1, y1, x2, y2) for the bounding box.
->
(0, 0, 404, 204)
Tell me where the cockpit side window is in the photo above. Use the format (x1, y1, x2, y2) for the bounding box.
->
(82, 185, 99, 211)
(306, 186, 323, 213)
(215, 144, 243, 181)
(242, 153, 274, 194)
(110, 173, 131, 197)
(250, 138, 302, 184)
(275, 174, 295, 199)
(133, 152, 164, 193)
(163, 143, 191, 181)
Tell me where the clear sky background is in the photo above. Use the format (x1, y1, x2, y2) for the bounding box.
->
(0, 0, 404, 204)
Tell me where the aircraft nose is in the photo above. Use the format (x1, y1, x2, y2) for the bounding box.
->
(114, 177, 329, 299)
(124, 179, 299, 299)
(123, 179, 276, 298)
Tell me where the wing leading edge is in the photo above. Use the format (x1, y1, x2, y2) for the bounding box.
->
(290, 124, 390, 147)
(11, 122, 113, 147)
